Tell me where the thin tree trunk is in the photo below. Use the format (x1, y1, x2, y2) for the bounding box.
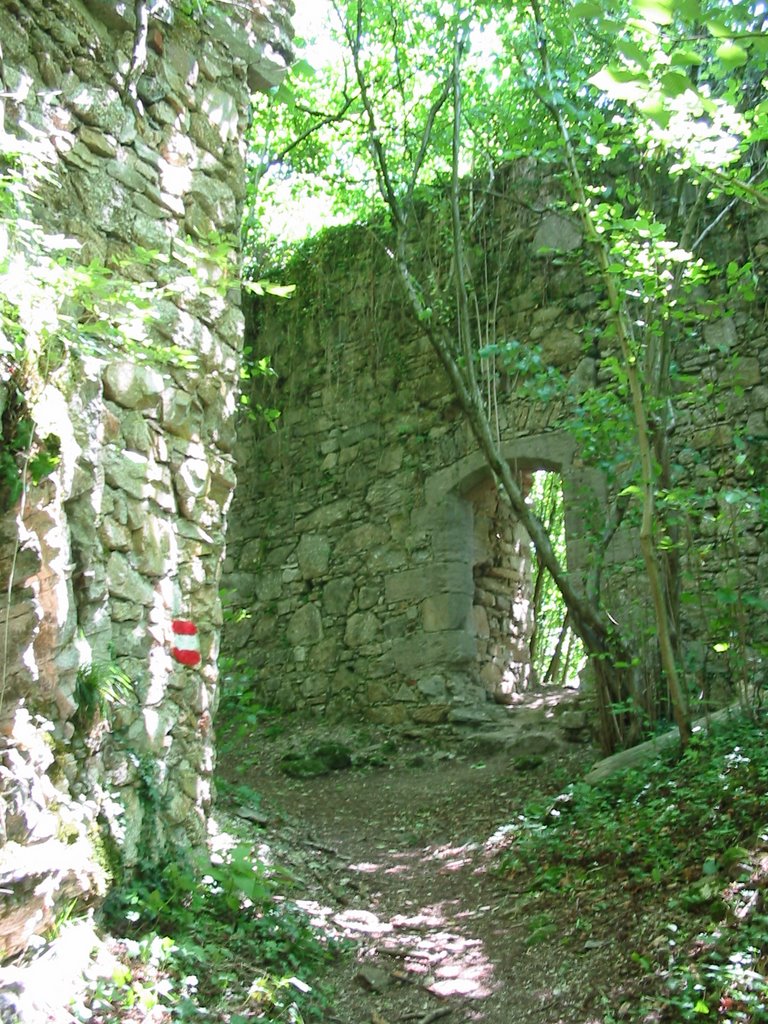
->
(543, 612, 570, 686)
(529, 0, 691, 749)
(346, 2, 639, 753)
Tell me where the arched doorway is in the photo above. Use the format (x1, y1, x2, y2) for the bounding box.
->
(426, 433, 594, 707)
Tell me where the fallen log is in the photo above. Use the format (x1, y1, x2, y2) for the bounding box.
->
(584, 704, 744, 785)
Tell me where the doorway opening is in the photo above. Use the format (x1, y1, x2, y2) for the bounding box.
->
(469, 469, 585, 703)
(527, 469, 585, 691)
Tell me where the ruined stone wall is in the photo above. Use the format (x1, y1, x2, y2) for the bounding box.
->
(224, 182, 767, 724)
(0, 0, 293, 957)
(469, 476, 537, 700)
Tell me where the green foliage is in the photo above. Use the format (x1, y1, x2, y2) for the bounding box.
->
(496, 712, 768, 1021)
(73, 662, 137, 731)
(0, 400, 60, 510)
(476, 339, 565, 404)
(216, 655, 282, 760)
(96, 842, 340, 1022)
(238, 348, 281, 428)
(528, 471, 586, 687)
(280, 743, 353, 778)
(172, 0, 211, 19)
(501, 715, 768, 886)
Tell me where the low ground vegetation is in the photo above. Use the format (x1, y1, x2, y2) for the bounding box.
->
(60, 698, 768, 1023)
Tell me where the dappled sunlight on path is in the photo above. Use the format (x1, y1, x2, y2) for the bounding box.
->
(293, 824, 536, 1020)
(220, 707, 602, 1023)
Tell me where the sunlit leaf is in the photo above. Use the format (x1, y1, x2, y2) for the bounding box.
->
(272, 82, 295, 107)
(291, 58, 316, 80)
(674, 0, 701, 18)
(589, 67, 649, 103)
(571, 1, 604, 17)
(705, 18, 731, 39)
(243, 279, 296, 298)
(617, 39, 649, 68)
(660, 71, 693, 97)
(632, 0, 674, 24)
(715, 41, 748, 68)
(669, 48, 704, 67)
(638, 93, 672, 127)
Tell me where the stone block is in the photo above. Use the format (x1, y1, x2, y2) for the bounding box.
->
(540, 328, 583, 368)
(472, 605, 490, 638)
(412, 704, 450, 724)
(746, 410, 767, 436)
(703, 318, 736, 350)
(174, 456, 211, 519)
(296, 500, 353, 531)
(132, 517, 174, 577)
(103, 362, 165, 412)
(98, 517, 131, 551)
(559, 710, 589, 733)
(533, 213, 582, 253)
(416, 674, 447, 699)
(365, 477, 408, 507)
(63, 78, 127, 133)
(378, 446, 403, 473)
(122, 411, 153, 454)
(287, 602, 323, 645)
(344, 611, 380, 647)
(367, 681, 390, 703)
(422, 593, 471, 632)
(506, 732, 559, 758)
(105, 551, 154, 605)
(392, 630, 476, 673)
(323, 577, 354, 615)
(358, 586, 379, 610)
(336, 522, 390, 556)
(79, 125, 117, 157)
(297, 533, 331, 579)
(367, 705, 407, 726)
(201, 83, 240, 141)
(332, 667, 357, 695)
(385, 561, 473, 604)
(718, 357, 760, 389)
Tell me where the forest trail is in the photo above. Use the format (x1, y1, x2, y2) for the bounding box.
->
(216, 695, 646, 1024)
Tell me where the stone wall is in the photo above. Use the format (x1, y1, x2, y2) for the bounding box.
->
(0, 0, 293, 957)
(469, 475, 537, 700)
(224, 180, 767, 724)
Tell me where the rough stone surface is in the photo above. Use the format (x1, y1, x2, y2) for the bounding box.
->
(224, 181, 767, 725)
(0, 0, 293, 961)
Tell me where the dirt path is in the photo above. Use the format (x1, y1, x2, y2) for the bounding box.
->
(216, 707, 638, 1024)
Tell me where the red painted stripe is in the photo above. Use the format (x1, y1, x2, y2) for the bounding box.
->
(172, 619, 198, 635)
(172, 647, 202, 666)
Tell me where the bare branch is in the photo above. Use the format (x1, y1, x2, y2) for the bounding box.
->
(404, 75, 452, 213)
(336, 0, 405, 228)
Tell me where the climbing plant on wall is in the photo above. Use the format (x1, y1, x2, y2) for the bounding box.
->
(243, 0, 767, 752)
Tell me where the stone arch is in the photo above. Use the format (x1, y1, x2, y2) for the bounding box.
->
(419, 432, 603, 705)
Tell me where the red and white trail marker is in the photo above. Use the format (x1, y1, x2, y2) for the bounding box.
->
(171, 619, 201, 667)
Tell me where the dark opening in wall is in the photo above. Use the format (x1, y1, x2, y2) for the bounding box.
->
(468, 469, 584, 703)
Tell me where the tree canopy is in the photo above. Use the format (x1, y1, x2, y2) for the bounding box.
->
(245, 0, 767, 251)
